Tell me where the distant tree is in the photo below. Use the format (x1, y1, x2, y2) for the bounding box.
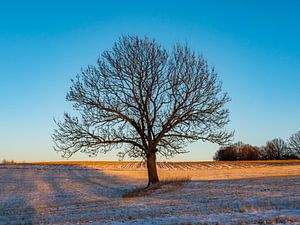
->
(262, 138, 288, 160)
(52, 36, 233, 186)
(214, 144, 238, 161)
(1, 159, 15, 164)
(238, 144, 260, 160)
(289, 131, 300, 157)
(214, 142, 260, 161)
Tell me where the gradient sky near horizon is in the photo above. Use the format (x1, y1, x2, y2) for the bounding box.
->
(0, 1, 299, 162)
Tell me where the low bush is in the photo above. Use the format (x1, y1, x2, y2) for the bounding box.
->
(122, 176, 191, 198)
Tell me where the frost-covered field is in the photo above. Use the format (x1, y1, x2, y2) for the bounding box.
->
(0, 162, 300, 224)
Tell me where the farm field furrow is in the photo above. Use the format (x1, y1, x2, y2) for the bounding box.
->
(0, 161, 300, 224)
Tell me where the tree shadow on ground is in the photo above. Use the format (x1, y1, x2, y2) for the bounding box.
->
(0, 164, 145, 223)
(0, 167, 37, 224)
(1, 165, 300, 224)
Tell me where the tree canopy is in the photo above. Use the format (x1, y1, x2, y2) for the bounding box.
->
(53, 35, 232, 185)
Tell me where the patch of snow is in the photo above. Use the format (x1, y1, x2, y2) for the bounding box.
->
(0, 164, 299, 224)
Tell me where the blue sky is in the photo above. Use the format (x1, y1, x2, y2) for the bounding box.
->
(0, 0, 299, 162)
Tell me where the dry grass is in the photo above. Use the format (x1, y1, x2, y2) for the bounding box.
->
(102, 163, 300, 182)
(10, 159, 300, 166)
(2, 160, 300, 183)
(122, 176, 191, 198)
(1, 162, 300, 224)
(4, 160, 300, 182)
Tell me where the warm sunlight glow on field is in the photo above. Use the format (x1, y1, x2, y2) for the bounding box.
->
(1, 161, 300, 224)
(19, 160, 300, 181)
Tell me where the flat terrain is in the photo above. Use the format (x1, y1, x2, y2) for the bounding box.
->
(0, 161, 300, 224)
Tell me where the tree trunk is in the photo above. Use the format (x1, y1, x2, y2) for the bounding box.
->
(146, 153, 159, 186)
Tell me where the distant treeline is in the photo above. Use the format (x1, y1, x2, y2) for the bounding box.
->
(214, 131, 300, 161)
(1, 159, 16, 164)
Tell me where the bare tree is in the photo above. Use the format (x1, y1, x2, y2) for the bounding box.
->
(263, 138, 288, 160)
(52, 36, 232, 186)
(213, 142, 260, 161)
(213, 145, 238, 161)
(289, 131, 300, 156)
(238, 144, 261, 160)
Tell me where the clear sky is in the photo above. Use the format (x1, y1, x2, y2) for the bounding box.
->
(0, 0, 299, 162)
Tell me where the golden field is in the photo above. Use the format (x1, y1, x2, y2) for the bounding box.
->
(1, 160, 300, 224)
(9, 160, 300, 181)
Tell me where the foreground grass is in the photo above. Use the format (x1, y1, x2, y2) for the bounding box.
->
(123, 176, 191, 198)
(0, 163, 299, 224)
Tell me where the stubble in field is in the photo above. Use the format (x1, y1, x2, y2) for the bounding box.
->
(0, 161, 299, 224)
